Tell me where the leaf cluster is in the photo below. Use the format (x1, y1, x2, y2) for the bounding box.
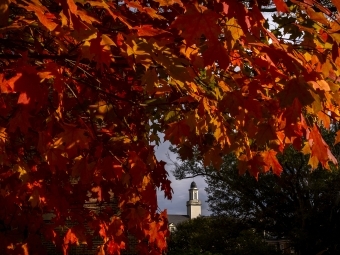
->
(1, 0, 340, 254)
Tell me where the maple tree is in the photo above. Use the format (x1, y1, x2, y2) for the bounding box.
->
(1, 0, 340, 254)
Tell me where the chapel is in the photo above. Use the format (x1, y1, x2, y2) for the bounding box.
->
(167, 181, 202, 232)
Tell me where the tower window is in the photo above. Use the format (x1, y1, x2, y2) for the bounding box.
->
(194, 192, 197, 200)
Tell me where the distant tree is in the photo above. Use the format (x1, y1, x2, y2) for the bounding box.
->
(171, 127, 340, 255)
(167, 216, 280, 255)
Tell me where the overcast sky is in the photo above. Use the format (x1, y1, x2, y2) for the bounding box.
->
(155, 139, 211, 216)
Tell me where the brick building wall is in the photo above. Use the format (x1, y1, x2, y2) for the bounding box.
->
(42, 199, 139, 255)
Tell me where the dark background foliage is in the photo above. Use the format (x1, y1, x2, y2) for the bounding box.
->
(170, 126, 340, 254)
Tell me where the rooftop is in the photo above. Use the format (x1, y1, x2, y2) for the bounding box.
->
(190, 181, 197, 188)
(168, 214, 190, 225)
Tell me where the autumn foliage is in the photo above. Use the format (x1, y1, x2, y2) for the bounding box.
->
(0, 0, 340, 254)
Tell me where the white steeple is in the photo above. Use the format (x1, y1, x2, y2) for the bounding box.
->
(186, 181, 201, 219)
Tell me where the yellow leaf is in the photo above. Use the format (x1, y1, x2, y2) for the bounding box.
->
(321, 58, 333, 78)
(29, 188, 40, 207)
(317, 111, 330, 129)
(301, 141, 311, 154)
(308, 155, 320, 169)
(13, 163, 29, 183)
(308, 80, 331, 92)
(154, 0, 183, 7)
(164, 111, 177, 122)
(124, 37, 153, 69)
(101, 34, 116, 48)
(89, 100, 114, 120)
(141, 174, 152, 190)
(0, 127, 7, 144)
(225, 18, 244, 49)
(303, 52, 312, 62)
(218, 80, 231, 92)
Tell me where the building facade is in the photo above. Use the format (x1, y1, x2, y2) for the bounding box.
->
(168, 181, 202, 232)
(186, 181, 202, 219)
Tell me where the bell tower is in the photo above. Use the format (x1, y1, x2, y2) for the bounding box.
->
(186, 181, 202, 219)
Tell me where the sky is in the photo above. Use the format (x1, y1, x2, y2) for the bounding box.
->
(154, 139, 211, 216)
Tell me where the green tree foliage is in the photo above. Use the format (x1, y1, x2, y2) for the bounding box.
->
(167, 216, 280, 255)
(171, 128, 340, 254)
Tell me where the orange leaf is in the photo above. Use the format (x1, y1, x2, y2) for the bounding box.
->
(317, 111, 330, 129)
(0, 73, 13, 93)
(133, 25, 171, 37)
(272, 0, 290, 13)
(144, 210, 169, 251)
(262, 150, 283, 175)
(63, 225, 88, 254)
(106, 239, 126, 255)
(307, 125, 337, 169)
(21, 0, 58, 31)
(154, 0, 183, 6)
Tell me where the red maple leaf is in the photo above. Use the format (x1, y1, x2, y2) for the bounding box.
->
(171, 4, 220, 47)
(164, 120, 190, 145)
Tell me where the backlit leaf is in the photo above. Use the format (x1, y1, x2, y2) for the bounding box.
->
(262, 150, 283, 175)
